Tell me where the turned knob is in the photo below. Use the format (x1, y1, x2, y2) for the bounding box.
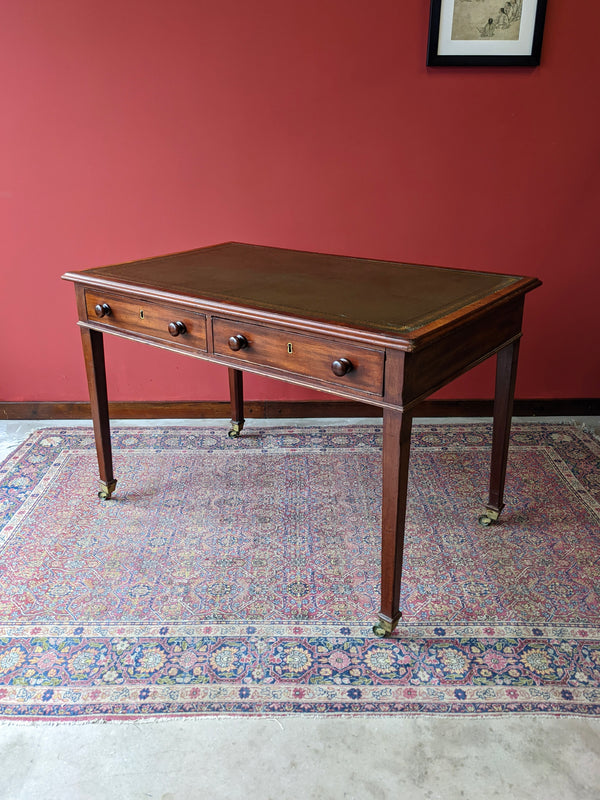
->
(94, 303, 112, 318)
(228, 334, 248, 351)
(331, 357, 353, 377)
(168, 321, 187, 337)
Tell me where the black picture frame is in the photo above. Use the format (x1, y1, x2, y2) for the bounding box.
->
(427, 0, 547, 66)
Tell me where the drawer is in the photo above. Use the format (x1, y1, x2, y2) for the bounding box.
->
(212, 317, 384, 395)
(84, 291, 207, 352)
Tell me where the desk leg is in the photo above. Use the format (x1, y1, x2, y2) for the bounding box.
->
(479, 339, 520, 526)
(227, 367, 245, 438)
(80, 327, 116, 500)
(374, 407, 413, 637)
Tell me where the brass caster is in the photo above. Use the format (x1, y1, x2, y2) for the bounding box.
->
(372, 614, 400, 638)
(98, 480, 117, 500)
(227, 422, 244, 439)
(478, 508, 500, 527)
(373, 623, 390, 638)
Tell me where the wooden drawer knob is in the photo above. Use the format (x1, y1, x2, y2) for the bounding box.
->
(228, 334, 248, 351)
(331, 357, 353, 377)
(168, 321, 187, 337)
(94, 303, 112, 318)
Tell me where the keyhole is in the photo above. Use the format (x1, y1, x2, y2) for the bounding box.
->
(139, 310, 144, 320)
(287, 342, 293, 354)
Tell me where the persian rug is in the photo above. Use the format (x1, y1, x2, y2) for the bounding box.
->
(0, 422, 599, 720)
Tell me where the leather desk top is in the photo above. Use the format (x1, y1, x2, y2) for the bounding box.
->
(64, 242, 540, 343)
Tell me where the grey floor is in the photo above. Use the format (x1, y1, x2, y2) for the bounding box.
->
(1, 418, 599, 800)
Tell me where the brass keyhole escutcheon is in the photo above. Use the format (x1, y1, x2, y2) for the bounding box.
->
(287, 343, 293, 354)
(139, 309, 144, 320)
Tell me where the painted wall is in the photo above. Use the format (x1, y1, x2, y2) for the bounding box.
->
(1, 1, 599, 404)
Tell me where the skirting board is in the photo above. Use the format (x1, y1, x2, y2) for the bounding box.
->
(1, 399, 599, 420)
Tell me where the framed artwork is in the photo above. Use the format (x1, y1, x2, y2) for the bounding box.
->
(427, 0, 548, 66)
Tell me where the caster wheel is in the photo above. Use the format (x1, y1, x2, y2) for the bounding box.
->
(372, 623, 390, 638)
(478, 514, 494, 527)
(98, 480, 116, 500)
(227, 428, 240, 438)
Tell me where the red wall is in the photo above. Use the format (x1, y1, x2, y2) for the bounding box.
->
(1, 1, 599, 404)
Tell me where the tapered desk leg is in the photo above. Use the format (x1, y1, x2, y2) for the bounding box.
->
(479, 339, 521, 526)
(227, 367, 245, 438)
(80, 327, 116, 499)
(374, 407, 413, 637)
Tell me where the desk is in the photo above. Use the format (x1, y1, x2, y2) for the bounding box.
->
(63, 242, 541, 636)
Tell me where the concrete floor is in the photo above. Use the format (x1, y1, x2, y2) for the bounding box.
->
(1, 418, 599, 800)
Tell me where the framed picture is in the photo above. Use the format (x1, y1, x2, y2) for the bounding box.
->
(427, 0, 547, 66)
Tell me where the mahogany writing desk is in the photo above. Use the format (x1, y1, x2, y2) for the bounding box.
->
(63, 242, 541, 636)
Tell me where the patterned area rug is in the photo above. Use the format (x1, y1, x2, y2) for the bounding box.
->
(0, 422, 599, 719)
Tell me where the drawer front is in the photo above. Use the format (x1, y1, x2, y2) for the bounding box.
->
(213, 317, 384, 395)
(84, 291, 207, 351)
